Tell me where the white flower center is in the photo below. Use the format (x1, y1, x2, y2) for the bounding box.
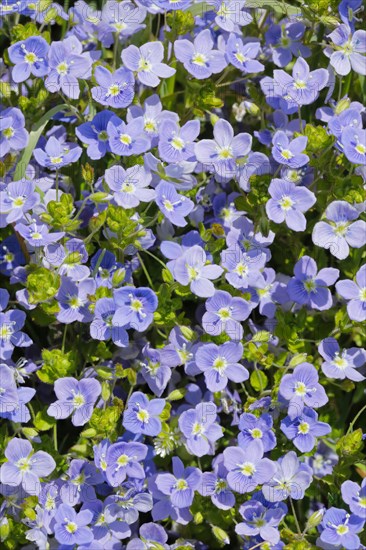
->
(240, 461, 256, 476)
(192, 52, 207, 66)
(279, 195, 294, 210)
(57, 62, 69, 75)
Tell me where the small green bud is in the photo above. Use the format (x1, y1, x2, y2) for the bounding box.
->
(167, 389, 186, 401)
(89, 192, 110, 203)
(210, 113, 220, 125)
(180, 326, 195, 341)
(211, 525, 230, 545)
(306, 508, 325, 530)
(335, 97, 350, 115)
(0, 518, 10, 541)
(112, 268, 126, 287)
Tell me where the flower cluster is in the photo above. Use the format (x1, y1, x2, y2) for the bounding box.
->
(0, 0, 365, 549)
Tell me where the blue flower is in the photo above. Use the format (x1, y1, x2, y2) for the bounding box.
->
(47, 376, 101, 426)
(223, 440, 276, 494)
(272, 57, 329, 106)
(238, 412, 277, 452)
(173, 244, 223, 297)
(123, 391, 165, 436)
(281, 407, 331, 453)
(8, 36, 49, 82)
(0, 438, 55, 495)
(91, 66, 135, 108)
(54, 503, 93, 546)
(158, 119, 200, 163)
(76, 110, 115, 160)
(104, 164, 155, 208)
(122, 41, 175, 87)
(262, 451, 313, 502)
(156, 456, 202, 508)
(179, 402, 223, 457)
(174, 29, 226, 80)
(226, 33, 264, 73)
(113, 286, 157, 332)
(105, 441, 148, 487)
(107, 116, 151, 156)
(90, 297, 129, 347)
(195, 341, 248, 392)
(155, 182, 194, 227)
(45, 36, 92, 99)
(0, 108, 29, 158)
(318, 507, 364, 549)
(33, 135, 82, 169)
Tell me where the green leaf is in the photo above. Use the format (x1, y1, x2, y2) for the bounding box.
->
(245, 0, 300, 15)
(38, 349, 76, 384)
(13, 104, 69, 181)
(34, 410, 56, 431)
(252, 331, 271, 343)
(167, 388, 186, 401)
(288, 353, 308, 368)
(250, 370, 268, 392)
(336, 429, 364, 456)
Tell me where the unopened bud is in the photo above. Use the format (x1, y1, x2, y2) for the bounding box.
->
(211, 525, 230, 545)
(335, 97, 350, 115)
(306, 508, 325, 530)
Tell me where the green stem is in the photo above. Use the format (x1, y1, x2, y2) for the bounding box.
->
(137, 252, 155, 289)
(290, 497, 302, 535)
(141, 248, 167, 270)
(56, 170, 59, 202)
(347, 403, 366, 434)
(298, 106, 304, 133)
(53, 422, 58, 452)
(62, 324, 68, 353)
